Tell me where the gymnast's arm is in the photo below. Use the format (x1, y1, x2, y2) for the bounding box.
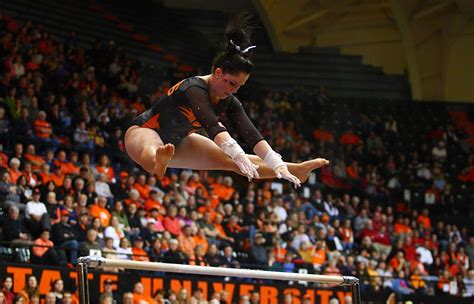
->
(184, 87, 259, 179)
(227, 97, 301, 187)
(226, 97, 274, 159)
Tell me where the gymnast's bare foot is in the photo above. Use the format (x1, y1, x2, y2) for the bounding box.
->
(293, 158, 329, 183)
(154, 144, 175, 176)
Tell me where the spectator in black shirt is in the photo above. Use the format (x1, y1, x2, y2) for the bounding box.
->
(162, 239, 188, 264)
(111, 171, 130, 201)
(2, 205, 30, 244)
(52, 209, 79, 264)
(219, 245, 238, 268)
(12, 107, 33, 143)
(249, 233, 268, 268)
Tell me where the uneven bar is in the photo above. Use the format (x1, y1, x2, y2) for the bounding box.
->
(78, 256, 358, 285)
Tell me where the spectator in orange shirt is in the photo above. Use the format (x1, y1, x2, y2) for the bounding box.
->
(96, 155, 115, 183)
(24, 144, 45, 172)
(0, 146, 8, 169)
(125, 189, 144, 209)
(346, 160, 360, 181)
(131, 236, 150, 262)
(38, 163, 53, 185)
(163, 205, 182, 237)
(54, 150, 80, 176)
(32, 229, 66, 266)
(133, 174, 151, 199)
(33, 111, 53, 138)
(339, 128, 360, 145)
(213, 213, 234, 245)
(89, 196, 112, 227)
(144, 190, 162, 212)
(50, 164, 65, 187)
(193, 228, 209, 254)
(132, 282, 154, 304)
(212, 176, 235, 202)
(187, 173, 208, 197)
(8, 157, 22, 184)
(417, 208, 432, 230)
(178, 225, 197, 261)
(22, 161, 38, 188)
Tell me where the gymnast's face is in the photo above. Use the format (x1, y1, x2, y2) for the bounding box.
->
(212, 68, 249, 99)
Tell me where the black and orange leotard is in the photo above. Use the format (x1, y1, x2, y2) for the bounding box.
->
(132, 77, 264, 148)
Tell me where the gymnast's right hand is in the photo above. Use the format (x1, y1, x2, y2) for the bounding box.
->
(234, 153, 260, 181)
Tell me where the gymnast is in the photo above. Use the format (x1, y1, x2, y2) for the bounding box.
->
(124, 14, 329, 188)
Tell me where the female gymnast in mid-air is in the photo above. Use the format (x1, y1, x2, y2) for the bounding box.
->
(124, 14, 329, 188)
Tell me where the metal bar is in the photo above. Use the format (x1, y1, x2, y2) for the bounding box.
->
(81, 257, 357, 285)
(76, 259, 90, 304)
(351, 282, 362, 304)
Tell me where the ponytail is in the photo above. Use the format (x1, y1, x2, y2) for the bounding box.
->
(212, 13, 257, 75)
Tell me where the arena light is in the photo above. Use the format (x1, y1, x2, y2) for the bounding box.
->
(77, 256, 361, 303)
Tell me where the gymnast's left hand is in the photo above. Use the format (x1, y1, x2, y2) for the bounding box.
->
(275, 165, 301, 188)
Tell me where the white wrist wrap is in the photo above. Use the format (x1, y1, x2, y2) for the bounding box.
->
(264, 150, 286, 170)
(220, 138, 245, 160)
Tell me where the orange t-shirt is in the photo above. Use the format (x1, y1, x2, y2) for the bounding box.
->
(144, 198, 162, 212)
(213, 184, 234, 201)
(417, 215, 432, 229)
(312, 248, 327, 265)
(89, 204, 111, 227)
(132, 247, 150, 262)
(51, 173, 65, 187)
(393, 223, 412, 235)
(33, 238, 53, 257)
(214, 223, 227, 238)
(24, 153, 45, 170)
(133, 183, 151, 200)
(96, 165, 115, 182)
(54, 160, 80, 176)
(133, 293, 154, 304)
(34, 119, 52, 139)
(193, 236, 209, 254)
(8, 168, 22, 184)
(39, 172, 54, 185)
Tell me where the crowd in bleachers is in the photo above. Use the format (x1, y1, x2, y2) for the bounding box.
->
(0, 13, 474, 304)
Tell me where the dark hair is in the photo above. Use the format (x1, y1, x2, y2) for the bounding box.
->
(212, 13, 256, 75)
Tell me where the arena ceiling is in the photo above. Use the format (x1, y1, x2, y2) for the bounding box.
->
(162, 0, 473, 101)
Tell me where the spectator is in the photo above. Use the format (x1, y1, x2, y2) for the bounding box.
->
(163, 205, 182, 237)
(8, 157, 22, 184)
(392, 270, 414, 295)
(17, 275, 40, 303)
(249, 233, 268, 268)
(25, 187, 51, 238)
(32, 229, 66, 266)
(79, 228, 101, 257)
(50, 279, 64, 302)
(102, 237, 120, 272)
(122, 292, 133, 304)
(111, 171, 130, 200)
(89, 196, 111, 227)
(1, 276, 14, 304)
(99, 279, 116, 303)
(45, 292, 56, 304)
(95, 173, 114, 200)
(116, 237, 133, 260)
(131, 235, 149, 262)
(52, 209, 79, 264)
(132, 282, 153, 304)
(95, 155, 115, 183)
(104, 216, 125, 249)
(162, 238, 188, 264)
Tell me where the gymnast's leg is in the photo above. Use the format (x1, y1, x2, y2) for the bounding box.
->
(170, 133, 328, 182)
(124, 126, 175, 176)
